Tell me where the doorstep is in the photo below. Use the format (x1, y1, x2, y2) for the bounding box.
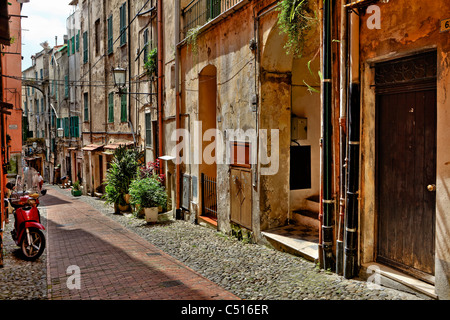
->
(360, 262, 437, 300)
(262, 225, 319, 263)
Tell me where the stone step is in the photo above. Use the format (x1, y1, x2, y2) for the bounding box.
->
(292, 209, 319, 229)
(305, 195, 320, 213)
(262, 225, 319, 263)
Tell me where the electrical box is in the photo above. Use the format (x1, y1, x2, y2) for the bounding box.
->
(291, 117, 307, 140)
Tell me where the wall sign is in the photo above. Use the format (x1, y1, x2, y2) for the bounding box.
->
(441, 18, 450, 33)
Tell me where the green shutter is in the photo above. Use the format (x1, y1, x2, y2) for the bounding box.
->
(83, 31, 88, 64)
(64, 75, 69, 97)
(71, 36, 75, 54)
(76, 31, 80, 52)
(107, 16, 113, 54)
(145, 112, 152, 147)
(64, 117, 69, 137)
(84, 92, 89, 121)
(108, 92, 114, 123)
(67, 41, 70, 56)
(120, 3, 127, 45)
(121, 92, 127, 122)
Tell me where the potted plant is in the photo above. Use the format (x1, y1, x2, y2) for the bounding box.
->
(71, 180, 82, 196)
(129, 173, 168, 223)
(102, 145, 141, 213)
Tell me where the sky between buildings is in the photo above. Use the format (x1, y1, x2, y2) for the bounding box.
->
(21, 0, 72, 71)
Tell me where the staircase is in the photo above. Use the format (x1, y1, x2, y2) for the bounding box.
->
(261, 195, 321, 263)
(292, 195, 320, 229)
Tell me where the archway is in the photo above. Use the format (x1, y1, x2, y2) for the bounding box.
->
(198, 64, 217, 221)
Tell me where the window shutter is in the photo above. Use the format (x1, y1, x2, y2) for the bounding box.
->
(107, 16, 113, 54)
(108, 92, 114, 123)
(121, 91, 127, 122)
(64, 117, 69, 137)
(83, 31, 88, 64)
(76, 31, 80, 52)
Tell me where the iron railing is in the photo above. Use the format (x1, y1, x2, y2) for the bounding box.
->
(182, 0, 242, 36)
(201, 173, 217, 220)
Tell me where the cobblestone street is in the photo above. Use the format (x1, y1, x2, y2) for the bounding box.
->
(0, 184, 426, 301)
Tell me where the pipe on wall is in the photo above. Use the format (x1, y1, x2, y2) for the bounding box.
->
(336, 0, 349, 276)
(175, 0, 181, 211)
(321, 0, 334, 271)
(343, 9, 360, 279)
(157, 0, 163, 162)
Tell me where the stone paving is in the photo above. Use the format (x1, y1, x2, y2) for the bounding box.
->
(0, 184, 427, 300)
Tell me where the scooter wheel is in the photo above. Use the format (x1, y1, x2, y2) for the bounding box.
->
(20, 228, 46, 261)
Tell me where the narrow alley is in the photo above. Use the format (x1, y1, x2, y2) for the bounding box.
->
(34, 186, 423, 301)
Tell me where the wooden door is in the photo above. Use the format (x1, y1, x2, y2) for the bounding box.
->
(230, 168, 252, 230)
(376, 52, 437, 283)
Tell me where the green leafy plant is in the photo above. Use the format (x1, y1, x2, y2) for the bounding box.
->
(72, 180, 80, 191)
(186, 24, 202, 57)
(144, 48, 158, 76)
(277, 0, 317, 58)
(103, 145, 141, 208)
(129, 174, 168, 211)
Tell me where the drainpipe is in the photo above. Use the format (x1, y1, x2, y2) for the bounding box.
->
(336, 0, 349, 276)
(343, 9, 360, 279)
(321, 0, 334, 271)
(157, 0, 163, 162)
(175, 0, 181, 211)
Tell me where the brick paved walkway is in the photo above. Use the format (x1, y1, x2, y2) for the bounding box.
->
(42, 188, 238, 300)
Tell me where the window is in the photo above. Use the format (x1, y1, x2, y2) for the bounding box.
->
(143, 28, 149, 64)
(83, 31, 88, 64)
(107, 15, 113, 54)
(95, 19, 100, 56)
(145, 112, 152, 147)
(76, 31, 80, 52)
(64, 117, 69, 137)
(41, 98, 44, 113)
(120, 3, 127, 46)
(83, 92, 89, 122)
(64, 75, 69, 98)
(57, 118, 62, 130)
(36, 99, 39, 114)
(40, 69, 43, 80)
(120, 92, 127, 122)
(71, 36, 75, 54)
(42, 130, 44, 138)
(70, 116, 79, 138)
(35, 71, 38, 80)
(24, 101, 27, 115)
(108, 92, 114, 123)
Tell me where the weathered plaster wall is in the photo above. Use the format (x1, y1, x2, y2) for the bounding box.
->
(358, 0, 450, 298)
(180, 1, 260, 235)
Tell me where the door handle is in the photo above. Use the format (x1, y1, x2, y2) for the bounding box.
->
(427, 184, 436, 192)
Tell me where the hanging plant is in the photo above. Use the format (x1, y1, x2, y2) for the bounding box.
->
(277, 0, 317, 58)
(144, 48, 158, 76)
(186, 24, 202, 57)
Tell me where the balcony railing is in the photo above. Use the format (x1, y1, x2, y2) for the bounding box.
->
(182, 0, 242, 36)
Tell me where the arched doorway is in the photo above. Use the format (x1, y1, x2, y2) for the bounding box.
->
(198, 64, 217, 221)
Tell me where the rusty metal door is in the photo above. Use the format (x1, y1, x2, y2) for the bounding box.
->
(375, 51, 437, 283)
(230, 168, 252, 230)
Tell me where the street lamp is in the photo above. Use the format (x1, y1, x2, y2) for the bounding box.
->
(112, 66, 156, 97)
(112, 67, 127, 91)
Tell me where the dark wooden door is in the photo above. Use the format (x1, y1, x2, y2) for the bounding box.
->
(376, 52, 437, 283)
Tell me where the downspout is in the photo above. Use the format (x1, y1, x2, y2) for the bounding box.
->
(343, 9, 360, 279)
(336, 0, 349, 276)
(157, 0, 163, 162)
(175, 0, 181, 211)
(88, 0, 93, 145)
(321, 0, 334, 270)
(127, 0, 134, 146)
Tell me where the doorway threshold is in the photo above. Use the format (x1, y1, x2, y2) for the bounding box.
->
(360, 262, 437, 300)
(262, 224, 319, 263)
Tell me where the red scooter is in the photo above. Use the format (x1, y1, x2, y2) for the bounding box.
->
(6, 179, 46, 261)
